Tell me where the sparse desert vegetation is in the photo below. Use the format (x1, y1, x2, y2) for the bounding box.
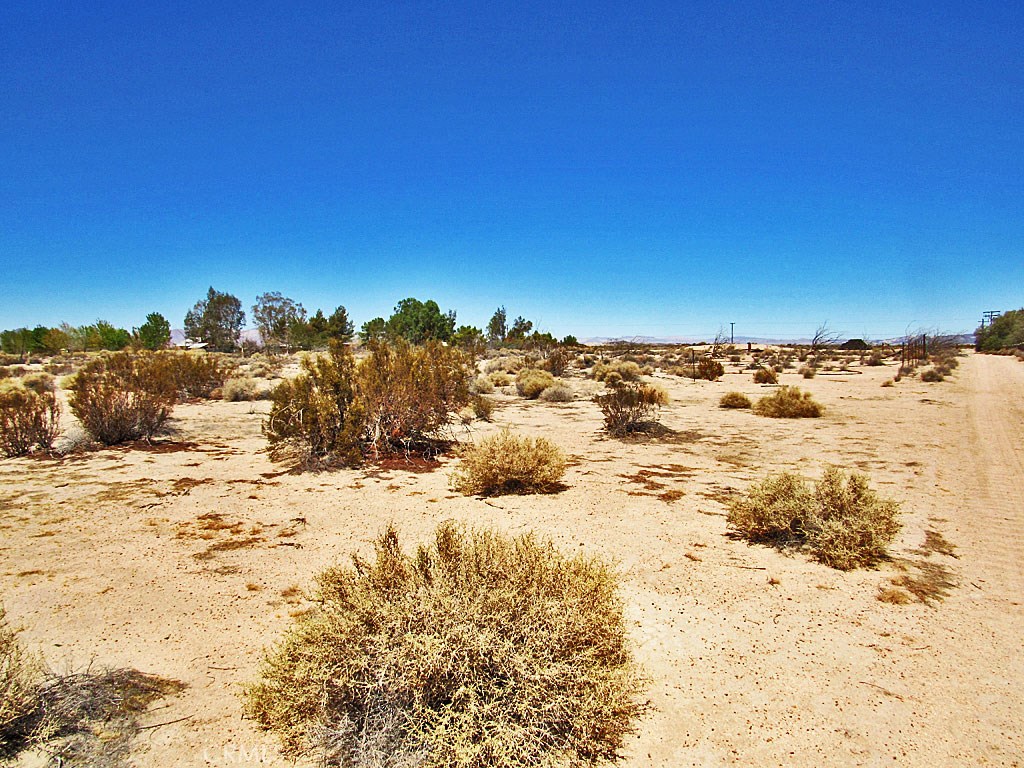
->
(244, 523, 645, 767)
(450, 429, 566, 496)
(728, 467, 901, 569)
(753, 385, 823, 418)
(0, 335, 1016, 766)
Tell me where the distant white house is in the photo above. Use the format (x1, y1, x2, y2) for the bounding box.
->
(175, 338, 208, 350)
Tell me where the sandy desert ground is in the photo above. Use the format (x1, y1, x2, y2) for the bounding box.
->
(1, 350, 1022, 767)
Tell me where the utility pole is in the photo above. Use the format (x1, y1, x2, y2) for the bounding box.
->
(981, 311, 1001, 328)
(730, 322, 735, 344)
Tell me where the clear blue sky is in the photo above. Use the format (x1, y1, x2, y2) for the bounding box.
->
(2, 0, 1021, 340)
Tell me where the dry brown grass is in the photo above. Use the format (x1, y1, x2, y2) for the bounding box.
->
(752, 367, 778, 384)
(450, 430, 566, 496)
(728, 467, 901, 570)
(243, 523, 646, 768)
(2, 602, 185, 766)
(591, 360, 642, 384)
(753, 386, 823, 418)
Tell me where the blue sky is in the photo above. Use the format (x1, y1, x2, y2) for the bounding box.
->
(2, 0, 1021, 339)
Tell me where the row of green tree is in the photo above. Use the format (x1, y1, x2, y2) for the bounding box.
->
(2, 288, 579, 358)
(0, 315, 172, 358)
(975, 308, 1024, 351)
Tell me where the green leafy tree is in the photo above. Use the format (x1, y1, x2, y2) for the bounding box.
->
(95, 320, 132, 351)
(134, 312, 171, 350)
(326, 305, 355, 344)
(359, 317, 387, 344)
(561, 335, 579, 347)
(41, 326, 71, 354)
(507, 316, 533, 345)
(486, 306, 508, 347)
(452, 325, 486, 358)
(287, 317, 318, 350)
(976, 308, 1024, 351)
(0, 328, 35, 359)
(253, 292, 306, 351)
(384, 298, 456, 344)
(185, 287, 246, 352)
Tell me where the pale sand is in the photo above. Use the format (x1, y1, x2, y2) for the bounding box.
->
(1, 352, 1022, 766)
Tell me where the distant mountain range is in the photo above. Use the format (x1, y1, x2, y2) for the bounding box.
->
(580, 333, 975, 347)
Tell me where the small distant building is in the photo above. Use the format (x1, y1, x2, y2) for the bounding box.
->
(175, 338, 208, 351)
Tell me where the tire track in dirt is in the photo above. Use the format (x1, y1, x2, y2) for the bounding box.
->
(958, 354, 1024, 600)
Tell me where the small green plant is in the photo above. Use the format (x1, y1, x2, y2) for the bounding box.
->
(753, 386, 823, 418)
(450, 429, 566, 496)
(752, 367, 778, 384)
(515, 368, 555, 399)
(719, 391, 752, 409)
(243, 523, 645, 767)
(594, 381, 668, 435)
(728, 467, 900, 570)
(0, 386, 61, 457)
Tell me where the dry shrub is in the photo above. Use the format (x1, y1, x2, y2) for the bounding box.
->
(866, 350, 885, 366)
(515, 368, 555, 399)
(20, 372, 55, 395)
(487, 371, 512, 387)
(695, 358, 724, 381)
(753, 386, 823, 418)
(594, 381, 668, 435)
(799, 365, 816, 379)
(483, 355, 524, 374)
(543, 348, 571, 377)
(1, 603, 42, 755)
(470, 395, 494, 421)
(719, 391, 752, 409)
(357, 340, 471, 458)
(265, 340, 471, 469)
(752, 367, 778, 384)
(538, 383, 573, 402)
(156, 351, 234, 399)
(243, 523, 645, 767)
(881, 379, 895, 388)
(222, 376, 264, 402)
(728, 467, 900, 570)
(264, 343, 363, 469)
(468, 375, 494, 395)
(450, 430, 566, 496)
(69, 353, 175, 445)
(591, 360, 641, 383)
(920, 368, 944, 382)
(0, 386, 61, 457)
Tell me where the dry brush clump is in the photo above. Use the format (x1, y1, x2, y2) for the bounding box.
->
(719, 391, 752, 409)
(514, 368, 555, 399)
(155, 351, 235, 399)
(1, 602, 185, 765)
(450, 430, 566, 496)
(752, 386, 823, 418)
(728, 467, 901, 570)
(591, 360, 642, 384)
(0, 385, 61, 457)
(69, 353, 176, 445)
(265, 340, 472, 469)
(594, 381, 668, 435)
(243, 523, 646, 768)
(752, 367, 778, 384)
